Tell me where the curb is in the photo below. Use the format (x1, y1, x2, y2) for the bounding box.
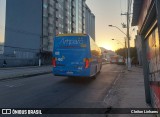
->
(0, 71, 52, 81)
(0, 65, 51, 70)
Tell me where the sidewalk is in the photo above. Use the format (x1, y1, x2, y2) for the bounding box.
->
(0, 65, 52, 80)
(104, 67, 156, 117)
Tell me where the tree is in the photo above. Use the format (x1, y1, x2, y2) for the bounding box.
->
(115, 48, 125, 57)
(116, 47, 137, 61)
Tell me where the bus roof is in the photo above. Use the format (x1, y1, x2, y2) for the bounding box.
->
(56, 33, 88, 37)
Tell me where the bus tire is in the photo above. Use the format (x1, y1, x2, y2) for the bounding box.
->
(92, 67, 97, 79)
(68, 76, 74, 79)
(91, 75, 96, 79)
(98, 65, 102, 73)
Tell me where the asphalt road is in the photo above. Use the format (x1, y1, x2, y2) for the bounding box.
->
(0, 64, 124, 117)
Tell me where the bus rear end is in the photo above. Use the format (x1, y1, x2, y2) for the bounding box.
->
(52, 34, 91, 77)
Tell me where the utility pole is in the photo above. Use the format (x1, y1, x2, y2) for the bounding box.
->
(126, 11, 131, 70)
(121, 0, 131, 71)
(127, 0, 131, 71)
(125, 38, 128, 67)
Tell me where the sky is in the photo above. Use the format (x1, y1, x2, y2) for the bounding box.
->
(0, 0, 6, 44)
(86, 0, 137, 51)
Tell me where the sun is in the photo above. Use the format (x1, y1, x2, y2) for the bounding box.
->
(97, 41, 116, 51)
(104, 45, 113, 50)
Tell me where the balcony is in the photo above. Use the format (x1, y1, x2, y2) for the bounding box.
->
(43, 8, 48, 17)
(56, 4, 59, 10)
(48, 27, 54, 33)
(48, 18, 53, 25)
(43, 29, 48, 36)
(56, 13, 59, 18)
(48, 7, 54, 15)
(48, 36, 53, 41)
(72, 18, 76, 23)
(56, 21, 59, 27)
(48, 0, 54, 6)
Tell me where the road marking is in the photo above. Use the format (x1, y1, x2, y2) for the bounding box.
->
(5, 85, 14, 87)
(4, 83, 24, 88)
(113, 74, 121, 85)
(110, 71, 121, 73)
(103, 89, 112, 104)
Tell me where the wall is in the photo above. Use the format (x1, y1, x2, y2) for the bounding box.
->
(135, 35, 142, 65)
(4, 0, 42, 56)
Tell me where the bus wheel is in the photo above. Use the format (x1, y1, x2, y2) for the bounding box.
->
(91, 75, 96, 79)
(98, 66, 101, 73)
(68, 76, 75, 79)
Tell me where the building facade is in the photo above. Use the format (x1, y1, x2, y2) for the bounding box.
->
(135, 34, 142, 65)
(0, 0, 42, 67)
(42, 0, 86, 51)
(132, 0, 160, 110)
(0, 0, 95, 67)
(85, 4, 95, 41)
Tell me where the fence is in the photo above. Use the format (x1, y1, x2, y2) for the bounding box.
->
(0, 46, 52, 67)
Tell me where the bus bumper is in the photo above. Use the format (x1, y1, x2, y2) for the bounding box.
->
(53, 68, 90, 77)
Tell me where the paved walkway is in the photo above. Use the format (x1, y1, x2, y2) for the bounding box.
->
(104, 66, 157, 117)
(0, 65, 52, 80)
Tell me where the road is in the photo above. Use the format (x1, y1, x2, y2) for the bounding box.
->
(0, 64, 124, 116)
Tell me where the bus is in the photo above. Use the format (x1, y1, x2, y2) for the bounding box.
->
(52, 33, 102, 78)
(110, 56, 118, 64)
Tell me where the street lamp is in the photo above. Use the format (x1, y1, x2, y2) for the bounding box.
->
(108, 25, 127, 36)
(109, 25, 131, 70)
(111, 39, 124, 47)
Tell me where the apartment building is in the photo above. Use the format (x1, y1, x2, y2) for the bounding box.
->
(0, 0, 95, 66)
(85, 4, 95, 41)
(43, 0, 86, 51)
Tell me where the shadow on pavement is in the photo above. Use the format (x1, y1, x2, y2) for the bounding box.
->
(58, 77, 94, 85)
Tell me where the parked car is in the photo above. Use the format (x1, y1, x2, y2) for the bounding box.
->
(117, 58, 125, 65)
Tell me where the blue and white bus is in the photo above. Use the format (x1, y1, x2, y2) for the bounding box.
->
(52, 34, 102, 78)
